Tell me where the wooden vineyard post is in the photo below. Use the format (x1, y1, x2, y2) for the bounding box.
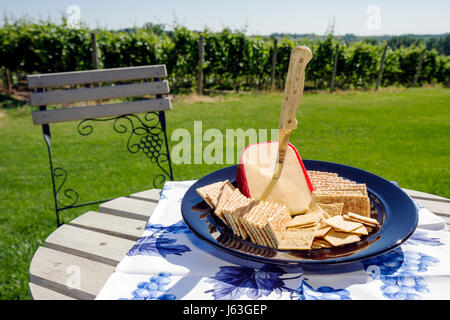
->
(376, 43, 388, 90)
(412, 48, 425, 88)
(270, 38, 278, 91)
(330, 43, 339, 93)
(4, 68, 12, 94)
(197, 34, 204, 96)
(90, 32, 101, 104)
(90, 32, 99, 70)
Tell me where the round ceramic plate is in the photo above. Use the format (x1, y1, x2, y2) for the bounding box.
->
(181, 160, 418, 267)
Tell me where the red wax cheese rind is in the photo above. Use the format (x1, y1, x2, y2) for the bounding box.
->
(237, 141, 314, 215)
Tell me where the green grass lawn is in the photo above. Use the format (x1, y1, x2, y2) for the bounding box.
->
(0, 87, 449, 299)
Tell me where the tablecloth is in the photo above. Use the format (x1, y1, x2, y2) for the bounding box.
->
(96, 180, 450, 300)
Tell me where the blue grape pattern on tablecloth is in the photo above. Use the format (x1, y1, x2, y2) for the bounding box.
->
(362, 248, 439, 299)
(120, 272, 176, 300)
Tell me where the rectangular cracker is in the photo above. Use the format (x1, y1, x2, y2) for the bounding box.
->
(307, 171, 339, 177)
(324, 230, 361, 246)
(315, 185, 368, 196)
(312, 192, 371, 217)
(346, 212, 379, 226)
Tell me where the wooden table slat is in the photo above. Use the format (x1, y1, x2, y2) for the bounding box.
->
(29, 283, 76, 300)
(98, 197, 158, 221)
(44, 224, 136, 266)
(30, 188, 450, 300)
(403, 188, 450, 203)
(412, 198, 450, 216)
(29, 247, 115, 300)
(129, 189, 161, 203)
(70, 210, 146, 241)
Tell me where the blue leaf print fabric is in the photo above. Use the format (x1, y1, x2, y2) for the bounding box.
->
(205, 265, 286, 299)
(407, 230, 444, 246)
(145, 220, 191, 234)
(205, 265, 351, 300)
(127, 221, 191, 257)
(127, 235, 191, 257)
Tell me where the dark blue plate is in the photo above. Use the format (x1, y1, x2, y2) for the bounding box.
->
(181, 160, 418, 267)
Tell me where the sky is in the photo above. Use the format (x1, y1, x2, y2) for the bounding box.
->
(1, 0, 449, 36)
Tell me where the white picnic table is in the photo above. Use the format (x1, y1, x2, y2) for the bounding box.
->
(28, 187, 450, 300)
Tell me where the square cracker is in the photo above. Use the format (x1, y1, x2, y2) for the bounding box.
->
(316, 203, 344, 217)
(314, 226, 332, 238)
(287, 206, 325, 228)
(222, 188, 259, 240)
(323, 215, 364, 233)
(311, 239, 333, 249)
(214, 182, 235, 225)
(196, 181, 227, 208)
(277, 229, 315, 250)
(242, 201, 273, 247)
(324, 230, 360, 246)
(348, 224, 369, 236)
(265, 204, 292, 248)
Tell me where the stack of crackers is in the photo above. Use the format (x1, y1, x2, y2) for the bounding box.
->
(195, 171, 379, 251)
(196, 180, 290, 248)
(307, 170, 371, 218)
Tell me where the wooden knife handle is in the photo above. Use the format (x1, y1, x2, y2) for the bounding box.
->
(278, 46, 312, 131)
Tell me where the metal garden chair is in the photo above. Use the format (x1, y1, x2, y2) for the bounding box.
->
(27, 65, 174, 226)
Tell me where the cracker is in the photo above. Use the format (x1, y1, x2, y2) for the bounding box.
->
(323, 215, 364, 233)
(196, 181, 227, 208)
(312, 192, 371, 217)
(348, 224, 369, 236)
(314, 226, 332, 237)
(316, 203, 344, 217)
(346, 212, 379, 226)
(277, 229, 315, 250)
(288, 223, 317, 230)
(265, 204, 291, 248)
(222, 189, 257, 239)
(324, 230, 361, 246)
(214, 182, 235, 225)
(252, 202, 276, 247)
(315, 184, 368, 196)
(311, 239, 333, 249)
(287, 206, 325, 228)
(242, 201, 273, 247)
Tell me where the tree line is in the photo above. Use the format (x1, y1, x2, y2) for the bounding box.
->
(0, 19, 449, 95)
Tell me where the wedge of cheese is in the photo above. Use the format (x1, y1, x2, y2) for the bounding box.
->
(236, 141, 313, 215)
